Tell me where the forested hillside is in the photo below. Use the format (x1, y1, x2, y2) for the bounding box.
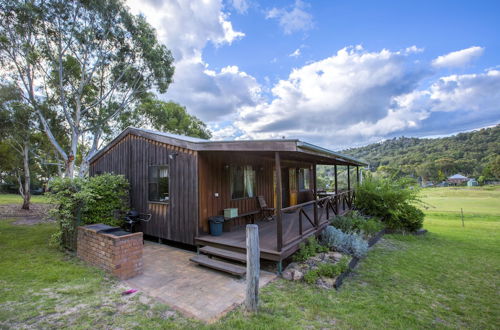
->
(342, 125, 500, 181)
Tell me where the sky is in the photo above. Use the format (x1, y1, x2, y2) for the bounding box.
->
(126, 0, 500, 149)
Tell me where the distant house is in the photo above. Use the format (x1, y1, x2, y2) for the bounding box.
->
(447, 173, 469, 185)
(467, 179, 479, 187)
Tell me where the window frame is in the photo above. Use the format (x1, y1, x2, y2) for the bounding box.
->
(298, 167, 311, 191)
(229, 164, 256, 200)
(148, 165, 170, 204)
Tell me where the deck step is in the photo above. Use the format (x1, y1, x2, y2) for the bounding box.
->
(199, 246, 247, 263)
(190, 255, 246, 277)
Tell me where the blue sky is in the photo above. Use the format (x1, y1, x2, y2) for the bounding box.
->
(127, 0, 500, 149)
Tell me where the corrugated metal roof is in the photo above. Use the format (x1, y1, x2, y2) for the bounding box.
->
(448, 174, 468, 179)
(91, 127, 368, 166)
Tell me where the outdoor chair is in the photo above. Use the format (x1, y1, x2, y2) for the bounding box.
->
(257, 196, 275, 221)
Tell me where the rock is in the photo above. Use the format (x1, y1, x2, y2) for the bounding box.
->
(282, 270, 293, 280)
(321, 277, 336, 288)
(292, 270, 304, 281)
(331, 252, 343, 261)
(316, 276, 336, 289)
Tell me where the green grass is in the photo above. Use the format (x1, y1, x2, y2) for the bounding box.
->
(1, 186, 499, 328)
(0, 193, 51, 205)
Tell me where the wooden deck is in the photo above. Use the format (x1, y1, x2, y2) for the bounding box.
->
(195, 202, 350, 261)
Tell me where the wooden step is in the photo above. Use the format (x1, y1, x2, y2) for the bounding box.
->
(199, 246, 247, 263)
(190, 255, 246, 277)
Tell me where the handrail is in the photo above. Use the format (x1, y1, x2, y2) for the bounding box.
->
(276, 189, 356, 251)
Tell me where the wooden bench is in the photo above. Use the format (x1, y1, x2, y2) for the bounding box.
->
(223, 210, 260, 231)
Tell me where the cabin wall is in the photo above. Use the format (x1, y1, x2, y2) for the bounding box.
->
(89, 134, 198, 245)
(198, 151, 314, 233)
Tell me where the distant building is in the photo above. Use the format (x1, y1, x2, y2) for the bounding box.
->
(447, 173, 469, 185)
(467, 179, 479, 187)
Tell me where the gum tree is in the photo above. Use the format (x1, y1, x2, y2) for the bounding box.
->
(0, 0, 174, 177)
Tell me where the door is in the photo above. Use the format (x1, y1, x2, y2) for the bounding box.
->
(281, 167, 289, 207)
(289, 168, 298, 206)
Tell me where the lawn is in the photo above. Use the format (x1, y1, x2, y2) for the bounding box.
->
(0, 193, 51, 205)
(0, 187, 499, 328)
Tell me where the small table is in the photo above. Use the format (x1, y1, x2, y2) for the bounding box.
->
(223, 210, 260, 232)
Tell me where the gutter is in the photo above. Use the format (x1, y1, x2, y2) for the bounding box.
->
(296, 141, 368, 166)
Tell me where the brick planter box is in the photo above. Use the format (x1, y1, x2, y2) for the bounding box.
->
(77, 224, 143, 280)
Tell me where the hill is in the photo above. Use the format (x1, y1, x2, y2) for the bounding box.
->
(342, 125, 500, 181)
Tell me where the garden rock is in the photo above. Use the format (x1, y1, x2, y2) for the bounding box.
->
(317, 277, 337, 289)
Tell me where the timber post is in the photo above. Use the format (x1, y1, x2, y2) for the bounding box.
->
(313, 164, 318, 227)
(246, 224, 260, 312)
(356, 166, 360, 185)
(334, 165, 339, 213)
(347, 165, 351, 191)
(275, 152, 283, 252)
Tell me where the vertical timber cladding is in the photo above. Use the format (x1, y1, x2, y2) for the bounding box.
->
(89, 133, 199, 245)
(197, 151, 313, 233)
(198, 151, 275, 233)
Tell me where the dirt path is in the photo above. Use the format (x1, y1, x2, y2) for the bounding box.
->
(0, 203, 55, 224)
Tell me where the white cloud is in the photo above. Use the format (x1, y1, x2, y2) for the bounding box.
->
(432, 46, 484, 68)
(229, 0, 250, 14)
(126, 0, 254, 121)
(266, 0, 313, 35)
(118, 3, 500, 148)
(233, 46, 428, 145)
(231, 46, 500, 148)
(289, 48, 301, 57)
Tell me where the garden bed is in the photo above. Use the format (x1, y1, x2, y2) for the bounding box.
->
(282, 228, 387, 289)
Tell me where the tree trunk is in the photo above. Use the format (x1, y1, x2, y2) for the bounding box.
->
(65, 155, 75, 178)
(21, 141, 31, 210)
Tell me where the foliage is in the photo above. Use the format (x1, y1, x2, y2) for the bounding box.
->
(0, 0, 175, 177)
(293, 236, 328, 262)
(47, 174, 129, 249)
(304, 256, 350, 284)
(321, 226, 369, 258)
(342, 125, 500, 180)
(126, 96, 212, 139)
(330, 210, 384, 237)
(355, 175, 424, 232)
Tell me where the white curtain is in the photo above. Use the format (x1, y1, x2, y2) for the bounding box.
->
(244, 165, 255, 198)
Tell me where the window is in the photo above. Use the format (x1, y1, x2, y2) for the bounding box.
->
(230, 165, 255, 199)
(298, 168, 310, 191)
(148, 165, 169, 202)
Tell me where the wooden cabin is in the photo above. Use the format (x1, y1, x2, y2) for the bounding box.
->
(90, 127, 367, 274)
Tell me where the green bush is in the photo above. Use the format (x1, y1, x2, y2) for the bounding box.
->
(48, 173, 129, 250)
(355, 175, 424, 232)
(293, 236, 328, 262)
(330, 210, 383, 237)
(304, 256, 350, 284)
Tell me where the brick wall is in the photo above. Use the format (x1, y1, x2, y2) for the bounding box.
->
(77, 225, 143, 280)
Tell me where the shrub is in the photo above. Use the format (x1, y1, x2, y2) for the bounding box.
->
(293, 236, 328, 262)
(48, 173, 129, 250)
(304, 256, 350, 284)
(330, 214, 362, 234)
(320, 226, 368, 258)
(393, 203, 425, 232)
(330, 210, 384, 237)
(357, 218, 384, 236)
(355, 175, 424, 232)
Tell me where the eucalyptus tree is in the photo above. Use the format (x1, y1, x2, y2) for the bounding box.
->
(0, 0, 175, 177)
(130, 96, 212, 139)
(0, 84, 35, 209)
